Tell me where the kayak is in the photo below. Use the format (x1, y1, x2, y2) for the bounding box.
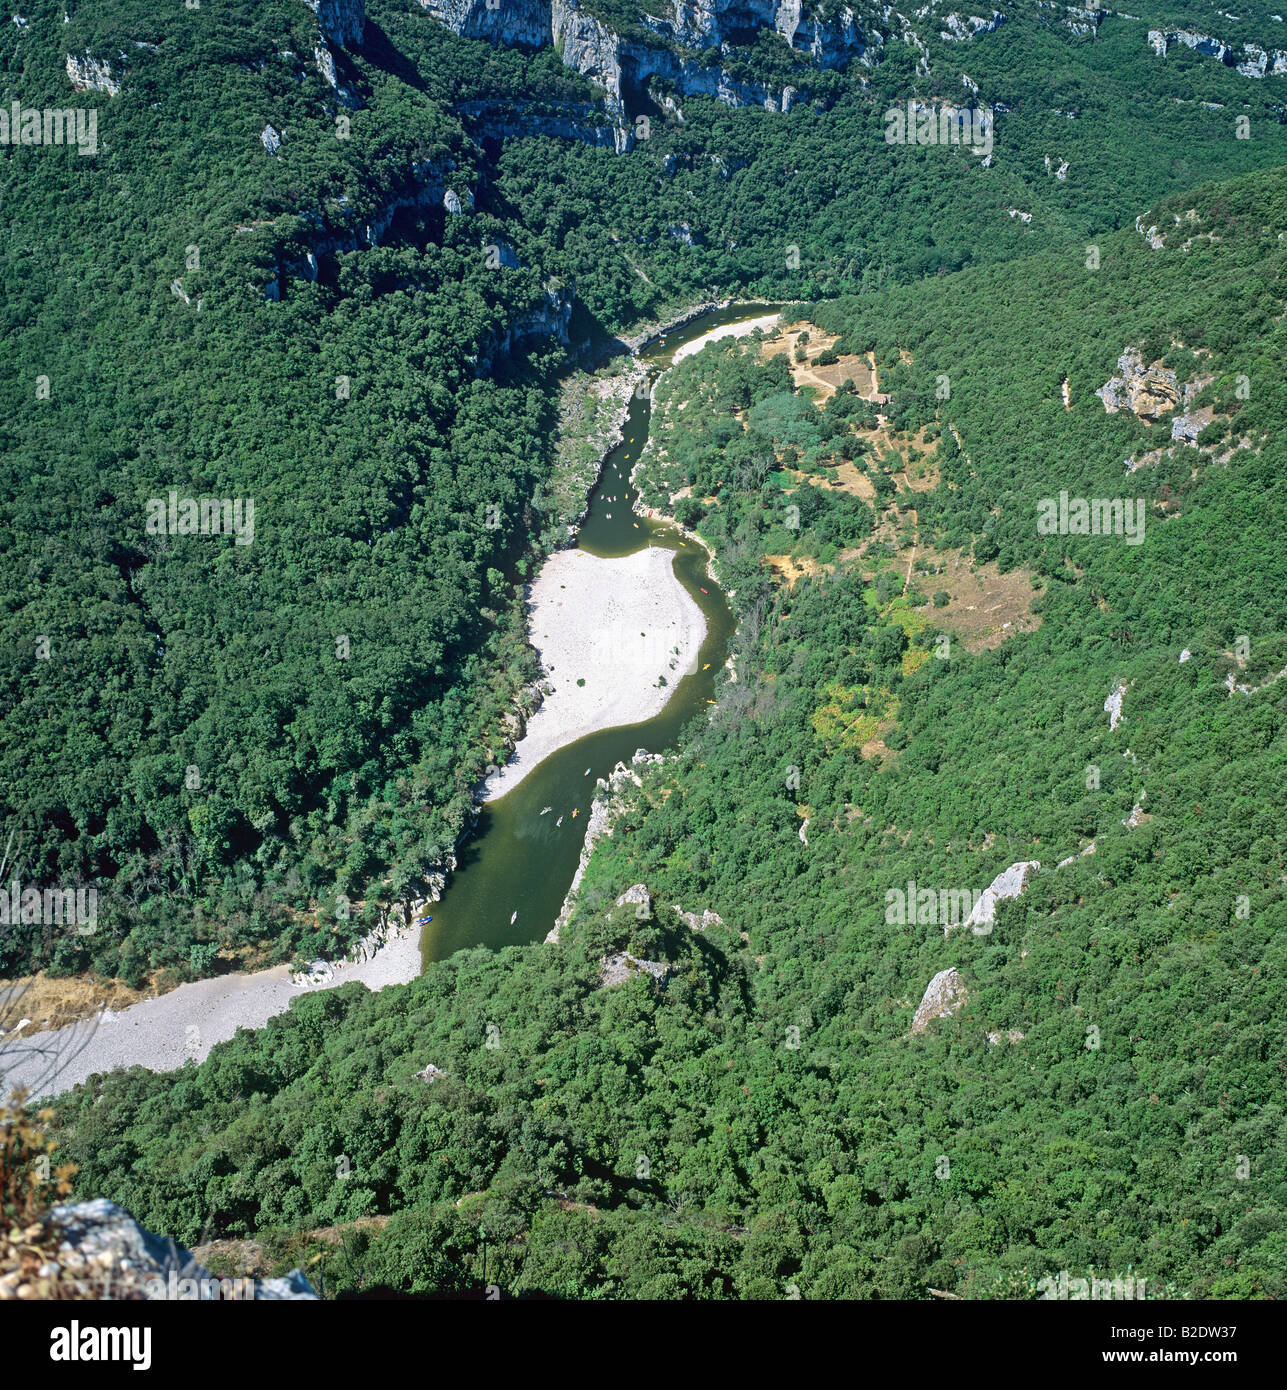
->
(556, 816, 563, 826)
(540, 806, 551, 815)
(510, 911, 518, 924)
(572, 808, 579, 818)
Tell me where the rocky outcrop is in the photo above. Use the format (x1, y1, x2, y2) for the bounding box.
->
(769, 1, 873, 67)
(549, 761, 642, 941)
(1062, 5, 1101, 38)
(910, 968, 968, 1034)
(303, 1, 364, 107)
(304, 0, 366, 48)
(1135, 215, 1165, 251)
(425, 0, 877, 147)
(6, 1199, 315, 1300)
(473, 281, 575, 377)
(261, 123, 283, 155)
(672, 904, 723, 930)
(952, 860, 1040, 937)
(1096, 348, 1180, 421)
(458, 97, 618, 147)
(1147, 27, 1287, 77)
(616, 883, 652, 915)
(65, 52, 121, 96)
(938, 10, 1006, 43)
(1169, 376, 1216, 444)
(599, 952, 671, 988)
(1104, 681, 1126, 731)
(1057, 840, 1096, 868)
(425, 0, 552, 45)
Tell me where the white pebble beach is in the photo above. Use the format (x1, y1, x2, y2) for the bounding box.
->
(484, 546, 707, 800)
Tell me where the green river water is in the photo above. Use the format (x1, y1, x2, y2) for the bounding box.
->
(418, 304, 778, 964)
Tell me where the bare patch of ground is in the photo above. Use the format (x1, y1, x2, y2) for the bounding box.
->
(764, 553, 829, 589)
(909, 550, 1043, 652)
(760, 323, 882, 403)
(782, 460, 878, 501)
(0, 971, 147, 1038)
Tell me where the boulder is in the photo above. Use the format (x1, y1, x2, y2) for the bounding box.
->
(910, 969, 968, 1034)
(616, 883, 652, 915)
(16, 1199, 316, 1299)
(599, 953, 671, 988)
(949, 860, 1040, 937)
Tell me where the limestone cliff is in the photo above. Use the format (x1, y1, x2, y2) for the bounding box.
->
(65, 52, 122, 96)
(1147, 26, 1287, 78)
(423, 0, 878, 145)
(304, 0, 366, 48)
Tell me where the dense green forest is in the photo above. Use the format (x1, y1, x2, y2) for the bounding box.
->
(5, 0, 1287, 982)
(45, 160, 1287, 1299)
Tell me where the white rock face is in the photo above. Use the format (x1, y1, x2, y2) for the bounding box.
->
(303, 0, 366, 48)
(549, 762, 641, 940)
(952, 860, 1040, 937)
(600, 952, 671, 988)
(1147, 26, 1287, 76)
(423, 0, 872, 145)
(911, 968, 968, 1034)
(672, 904, 723, 930)
(616, 883, 652, 914)
(65, 52, 120, 95)
(261, 123, 283, 154)
(289, 959, 333, 987)
(1104, 682, 1126, 730)
(939, 11, 1007, 43)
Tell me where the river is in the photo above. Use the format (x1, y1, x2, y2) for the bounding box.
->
(0, 303, 777, 1100)
(418, 303, 778, 962)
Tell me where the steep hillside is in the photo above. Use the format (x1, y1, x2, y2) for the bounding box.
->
(46, 164, 1287, 1298)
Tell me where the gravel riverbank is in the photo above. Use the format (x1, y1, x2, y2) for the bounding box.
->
(483, 546, 706, 800)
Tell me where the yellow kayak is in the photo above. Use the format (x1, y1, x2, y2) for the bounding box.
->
(572, 808, 579, 818)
